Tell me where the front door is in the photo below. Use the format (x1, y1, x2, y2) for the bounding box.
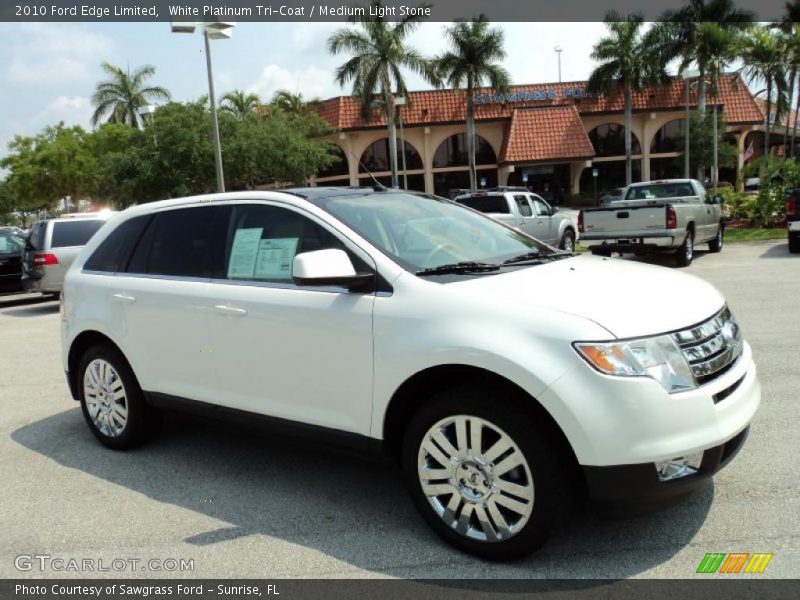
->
(206, 203, 375, 436)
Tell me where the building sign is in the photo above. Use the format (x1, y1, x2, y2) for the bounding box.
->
(473, 86, 600, 105)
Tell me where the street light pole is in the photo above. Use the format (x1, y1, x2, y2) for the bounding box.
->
(396, 96, 407, 189)
(204, 29, 225, 193)
(171, 20, 234, 193)
(683, 69, 699, 179)
(554, 46, 563, 83)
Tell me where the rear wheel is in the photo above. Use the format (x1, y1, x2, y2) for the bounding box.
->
(675, 230, 694, 267)
(559, 229, 576, 252)
(401, 387, 570, 560)
(708, 224, 724, 253)
(78, 344, 160, 450)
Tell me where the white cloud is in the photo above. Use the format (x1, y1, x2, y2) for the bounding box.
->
(248, 64, 340, 102)
(35, 96, 92, 128)
(3, 23, 114, 86)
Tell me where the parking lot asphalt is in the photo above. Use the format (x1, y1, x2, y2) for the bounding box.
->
(0, 240, 797, 580)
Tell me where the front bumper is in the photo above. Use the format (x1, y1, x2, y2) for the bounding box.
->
(584, 426, 749, 516)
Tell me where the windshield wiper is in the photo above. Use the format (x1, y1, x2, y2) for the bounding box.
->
(502, 251, 576, 265)
(416, 261, 501, 276)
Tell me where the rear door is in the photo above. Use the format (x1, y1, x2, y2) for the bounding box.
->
(113, 205, 231, 403)
(528, 195, 555, 244)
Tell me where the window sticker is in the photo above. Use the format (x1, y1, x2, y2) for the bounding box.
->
(253, 238, 299, 281)
(227, 228, 263, 279)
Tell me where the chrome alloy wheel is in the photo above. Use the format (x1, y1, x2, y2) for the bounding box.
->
(417, 415, 534, 542)
(83, 359, 128, 438)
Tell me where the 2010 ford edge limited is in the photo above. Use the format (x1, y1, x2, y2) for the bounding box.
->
(61, 188, 760, 560)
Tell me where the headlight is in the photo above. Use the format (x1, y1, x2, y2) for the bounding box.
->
(574, 335, 696, 393)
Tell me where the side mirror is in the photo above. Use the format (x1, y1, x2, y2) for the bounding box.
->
(550, 206, 560, 214)
(292, 249, 374, 290)
(714, 194, 724, 205)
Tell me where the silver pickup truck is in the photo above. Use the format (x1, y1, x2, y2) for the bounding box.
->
(579, 179, 724, 266)
(454, 187, 577, 251)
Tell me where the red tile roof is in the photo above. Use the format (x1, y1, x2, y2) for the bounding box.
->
(499, 106, 594, 164)
(316, 73, 763, 130)
(753, 97, 797, 129)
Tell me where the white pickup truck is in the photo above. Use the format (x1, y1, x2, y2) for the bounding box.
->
(579, 179, 725, 266)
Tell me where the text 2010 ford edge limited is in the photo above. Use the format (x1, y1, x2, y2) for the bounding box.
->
(61, 188, 760, 559)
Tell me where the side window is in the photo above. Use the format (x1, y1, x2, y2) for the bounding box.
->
(26, 222, 46, 251)
(531, 197, 550, 216)
(513, 195, 533, 217)
(83, 215, 151, 273)
(225, 205, 346, 283)
(127, 206, 230, 278)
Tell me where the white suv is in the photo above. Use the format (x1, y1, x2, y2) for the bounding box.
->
(61, 189, 760, 559)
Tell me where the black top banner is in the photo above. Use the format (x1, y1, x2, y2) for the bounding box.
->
(0, 0, 790, 23)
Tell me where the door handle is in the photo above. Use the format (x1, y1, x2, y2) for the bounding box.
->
(112, 293, 136, 304)
(214, 304, 247, 317)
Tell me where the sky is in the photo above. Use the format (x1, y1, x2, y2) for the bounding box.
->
(0, 21, 623, 162)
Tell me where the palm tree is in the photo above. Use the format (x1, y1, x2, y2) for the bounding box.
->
(433, 16, 510, 190)
(737, 27, 789, 174)
(659, 0, 754, 114)
(776, 1, 800, 158)
(328, 1, 438, 188)
(269, 90, 313, 117)
(90, 63, 171, 128)
(588, 12, 671, 185)
(220, 90, 260, 119)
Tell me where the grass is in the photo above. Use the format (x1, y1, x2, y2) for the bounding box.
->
(723, 227, 787, 242)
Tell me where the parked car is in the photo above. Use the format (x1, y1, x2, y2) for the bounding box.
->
(579, 178, 725, 266)
(454, 187, 577, 251)
(787, 189, 800, 253)
(22, 213, 112, 297)
(62, 189, 759, 560)
(0, 227, 26, 294)
(598, 187, 626, 206)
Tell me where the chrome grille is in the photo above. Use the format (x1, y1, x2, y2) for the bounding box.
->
(672, 306, 743, 385)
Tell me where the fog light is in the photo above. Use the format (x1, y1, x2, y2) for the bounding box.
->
(655, 452, 703, 481)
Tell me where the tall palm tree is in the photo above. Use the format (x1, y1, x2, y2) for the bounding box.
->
(328, 1, 438, 188)
(220, 90, 260, 119)
(588, 12, 671, 185)
(737, 27, 789, 173)
(776, 1, 800, 158)
(90, 63, 171, 128)
(659, 0, 754, 114)
(434, 16, 510, 190)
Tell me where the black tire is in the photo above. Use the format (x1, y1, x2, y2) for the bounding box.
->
(675, 230, 694, 267)
(708, 224, 724, 253)
(401, 386, 571, 560)
(559, 229, 576, 252)
(77, 344, 161, 450)
(789, 232, 800, 254)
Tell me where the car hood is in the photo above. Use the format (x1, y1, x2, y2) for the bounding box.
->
(451, 254, 725, 339)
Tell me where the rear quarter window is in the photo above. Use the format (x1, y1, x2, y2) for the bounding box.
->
(51, 220, 106, 248)
(83, 215, 151, 273)
(455, 195, 511, 214)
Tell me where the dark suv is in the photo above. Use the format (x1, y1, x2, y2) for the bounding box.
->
(0, 227, 26, 294)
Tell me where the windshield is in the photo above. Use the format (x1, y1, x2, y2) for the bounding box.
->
(626, 183, 695, 200)
(0, 232, 25, 255)
(316, 192, 554, 272)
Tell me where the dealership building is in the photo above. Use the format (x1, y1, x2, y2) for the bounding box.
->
(310, 73, 785, 201)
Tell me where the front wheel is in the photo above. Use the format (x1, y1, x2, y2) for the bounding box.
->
(78, 344, 160, 450)
(401, 388, 570, 560)
(708, 224, 724, 253)
(675, 230, 694, 267)
(559, 229, 576, 252)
